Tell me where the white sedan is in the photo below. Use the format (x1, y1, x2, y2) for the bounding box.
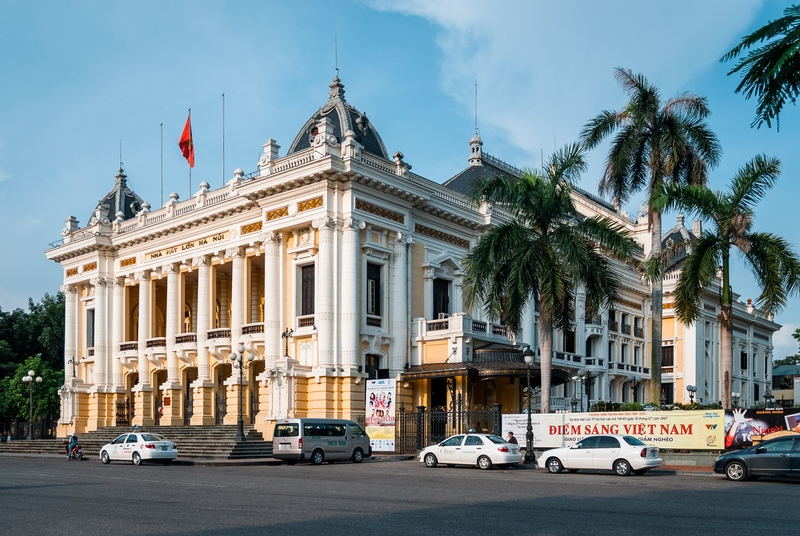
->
(541, 434, 661, 476)
(100, 432, 178, 466)
(420, 433, 523, 470)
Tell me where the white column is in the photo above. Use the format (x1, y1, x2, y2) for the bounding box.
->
(219, 274, 230, 328)
(92, 277, 108, 386)
(228, 246, 246, 344)
(391, 233, 409, 372)
(576, 288, 586, 357)
(62, 284, 78, 382)
(111, 277, 125, 387)
(262, 231, 281, 366)
(342, 218, 364, 368)
(423, 267, 435, 320)
(194, 255, 211, 381)
(313, 217, 334, 366)
(136, 271, 151, 387)
(250, 262, 260, 324)
(164, 263, 181, 384)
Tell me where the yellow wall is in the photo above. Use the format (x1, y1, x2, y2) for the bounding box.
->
(411, 242, 425, 319)
(423, 340, 449, 363)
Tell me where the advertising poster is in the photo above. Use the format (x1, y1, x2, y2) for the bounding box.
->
(503, 410, 725, 450)
(724, 408, 800, 449)
(365, 379, 396, 452)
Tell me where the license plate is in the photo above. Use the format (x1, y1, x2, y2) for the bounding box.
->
(160, 446, 168, 451)
(278, 443, 291, 450)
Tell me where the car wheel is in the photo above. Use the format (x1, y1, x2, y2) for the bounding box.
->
(725, 461, 747, 481)
(633, 469, 648, 476)
(132, 452, 142, 466)
(352, 448, 364, 463)
(310, 449, 325, 465)
(162, 459, 172, 466)
(613, 459, 631, 476)
(424, 453, 438, 468)
(546, 457, 563, 474)
(101, 451, 110, 465)
(477, 455, 492, 470)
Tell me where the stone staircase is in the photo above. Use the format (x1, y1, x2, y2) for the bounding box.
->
(0, 425, 273, 460)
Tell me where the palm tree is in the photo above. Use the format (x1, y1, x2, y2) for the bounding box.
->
(650, 155, 800, 409)
(463, 144, 636, 413)
(580, 68, 721, 406)
(721, 4, 800, 129)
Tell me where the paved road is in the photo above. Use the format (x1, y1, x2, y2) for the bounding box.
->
(1, 457, 796, 535)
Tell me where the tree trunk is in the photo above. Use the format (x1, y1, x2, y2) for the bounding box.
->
(720, 254, 732, 409)
(650, 212, 663, 406)
(539, 316, 553, 414)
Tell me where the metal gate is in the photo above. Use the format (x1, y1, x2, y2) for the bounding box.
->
(249, 390, 258, 425)
(115, 399, 130, 427)
(395, 400, 502, 454)
(215, 393, 227, 425)
(183, 395, 193, 425)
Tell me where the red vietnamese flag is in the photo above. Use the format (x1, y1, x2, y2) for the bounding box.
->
(179, 111, 194, 168)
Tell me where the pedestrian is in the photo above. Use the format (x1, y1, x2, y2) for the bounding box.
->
(7, 431, 12, 442)
(507, 431, 518, 445)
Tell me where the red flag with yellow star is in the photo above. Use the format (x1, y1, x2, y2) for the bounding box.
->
(179, 111, 194, 168)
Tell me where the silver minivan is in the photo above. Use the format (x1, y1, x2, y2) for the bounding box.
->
(272, 418, 372, 465)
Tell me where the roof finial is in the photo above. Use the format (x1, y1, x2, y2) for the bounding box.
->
(329, 74, 345, 100)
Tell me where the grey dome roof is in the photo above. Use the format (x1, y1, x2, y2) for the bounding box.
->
(286, 76, 389, 160)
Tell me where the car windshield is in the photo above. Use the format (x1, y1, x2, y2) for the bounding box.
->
(140, 434, 161, 442)
(623, 436, 646, 446)
(484, 435, 507, 445)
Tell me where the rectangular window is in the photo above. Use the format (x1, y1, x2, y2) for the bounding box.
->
(661, 346, 674, 367)
(433, 278, 450, 319)
(564, 330, 575, 354)
(301, 265, 315, 316)
(86, 309, 95, 349)
(740, 350, 748, 371)
(366, 263, 381, 316)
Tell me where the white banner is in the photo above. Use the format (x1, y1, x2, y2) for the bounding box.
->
(503, 410, 725, 450)
(365, 379, 396, 451)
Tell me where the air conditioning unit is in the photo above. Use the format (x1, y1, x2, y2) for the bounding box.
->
(437, 313, 449, 319)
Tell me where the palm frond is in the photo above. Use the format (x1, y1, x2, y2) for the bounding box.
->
(727, 154, 781, 211)
(674, 233, 722, 324)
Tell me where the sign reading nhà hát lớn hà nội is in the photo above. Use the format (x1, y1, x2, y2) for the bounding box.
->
(146, 231, 229, 262)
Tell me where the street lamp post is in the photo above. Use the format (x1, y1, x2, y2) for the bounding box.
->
(731, 392, 741, 408)
(21, 370, 42, 440)
(570, 396, 578, 413)
(686, 385, 697, 405)
(282, 327, 294, 358)
(229, 344, 254, 442)
(577, 369, 586, 412)
(522, 345, 535, 465)
(763, 387, 773, 409)
(659, 390, 667, 410)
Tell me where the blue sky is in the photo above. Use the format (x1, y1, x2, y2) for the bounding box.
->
(1, 0, 798, 358)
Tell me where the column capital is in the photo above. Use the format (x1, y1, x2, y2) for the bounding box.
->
(226, 246, 246, 259)
(343, 217, 365, 231)
(134, 270, 150, 282)
(89, 277, 107, 287)
(60, 284, 78, 293)
(259, 230, 280, 244)
(162, 262, 180, 275)
(111, 276, 126, 287)
(192, 254, 212, 267)
(391, 232, 413, 247)
(312, 216, 334, 230)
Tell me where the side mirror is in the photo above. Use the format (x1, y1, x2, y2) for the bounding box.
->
(570, 444, 579, 450)
(755, 446, 767, 454)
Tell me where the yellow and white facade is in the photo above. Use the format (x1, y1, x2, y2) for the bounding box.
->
(46, 77, 780, 439)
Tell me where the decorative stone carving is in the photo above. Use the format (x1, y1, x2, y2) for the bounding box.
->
(192, 255, 211, 267)
(343, 217, 365, 231)
(311, 216, 333, 230)
(225, 246, 245, 259)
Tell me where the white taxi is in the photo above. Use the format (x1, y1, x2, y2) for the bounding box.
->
(419, 433, 523, 470)
(541, 434, 661, 476)
(100, 432, 178, 466)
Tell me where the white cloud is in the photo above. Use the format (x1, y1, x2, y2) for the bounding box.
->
(370, 0, 763, 169)
(773, 323, 798, 360)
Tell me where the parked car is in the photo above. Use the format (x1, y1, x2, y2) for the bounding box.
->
(541, 434, 661, 476)
(272, 419, 372, 465)
(419, 433, 523, 470)
(99, 432, 178, 466)
(714, 435, 800, 481)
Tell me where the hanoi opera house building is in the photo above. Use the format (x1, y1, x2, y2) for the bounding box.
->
(46, 77, 779, 439)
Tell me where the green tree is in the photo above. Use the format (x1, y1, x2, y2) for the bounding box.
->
(650, 154, 800, 408)
(0, 292, 65, 378)
(580, 68, 722, 406)
(0, 355, 63, 420)
(463, 144, 636, 413)
(721, 4, 800, 129)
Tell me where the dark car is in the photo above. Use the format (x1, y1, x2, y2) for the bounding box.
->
(714, 435, 800, 481)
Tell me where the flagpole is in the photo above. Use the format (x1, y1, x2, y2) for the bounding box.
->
(222, 93, 225, 187)
(160, 122, 163, 206)
(188, 108, 192, 198)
